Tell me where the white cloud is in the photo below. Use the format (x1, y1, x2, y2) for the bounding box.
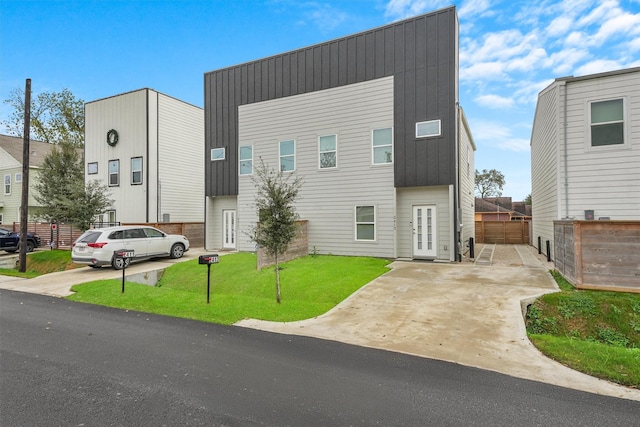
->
(295, 3, 349, 31)
(384, 0, 449, 19)
(546, 16, 573, 37)
(460, 61, 506, 81)
(574, 59, 625, 76)
(475, 94, 514, 109)
(458, 0, 491, 19)
(472, 121, 530, 152)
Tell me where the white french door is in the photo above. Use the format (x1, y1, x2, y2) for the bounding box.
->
(223, 210, 236, 249)
(412, 205, 437, 258)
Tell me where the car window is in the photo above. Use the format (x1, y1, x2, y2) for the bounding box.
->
(143, 228, 164, 238)
(77, 231, 102, 243)
(124, 228, 145, 239)
(108, 230, 124, 240)
(0, 229, 9, 236)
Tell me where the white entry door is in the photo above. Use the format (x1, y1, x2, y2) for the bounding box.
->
(223, 210, 236, 249)
(412, 205, 437, 258)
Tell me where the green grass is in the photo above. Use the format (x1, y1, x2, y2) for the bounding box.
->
(526, 270, 640, 388)
(67, 253, 391, 325)
(0, 250, 81, 278)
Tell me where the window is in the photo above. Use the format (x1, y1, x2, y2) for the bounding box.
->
(4, 174, 10, 195)
(15, 172, 22, 183)
(239, 146, 253, 175)
(355, 205, 375, 241)
(372, 128, 393, 164)
(108, 160, 119, 186)
(108, 210, 117, 226)
(88, 162, 98, 175)
(211, 147, 225, 161)
(319, 135, 337, 169)
(279, 140, 295, 172)
(416, 120, 441, 138)
(131, 157, 143, 185)
(590, 99, 624, 147)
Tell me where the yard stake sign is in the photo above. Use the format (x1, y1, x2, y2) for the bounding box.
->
(113, 250, 134, 293)
(198, 254, 219, 303)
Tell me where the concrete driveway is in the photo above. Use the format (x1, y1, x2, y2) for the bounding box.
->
(2, 245, 639, 401)
(237, 245, 640, 402)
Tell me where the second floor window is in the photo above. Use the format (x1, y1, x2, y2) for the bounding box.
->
(131, 157, 143, 185)
(4, 175, 10, 195)
(591, 99, 624, 147)
(280, 140, 295, 172)
(319, 135, 337, 169)
(372, 128, 393, 165)
(108, 160, 119, 186)
(239, 146, 253, 175)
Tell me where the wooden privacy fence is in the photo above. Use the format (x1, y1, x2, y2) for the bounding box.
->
(554, 220, 640, 293)
(13, 222, 204, 249)
(475, 220, 530, 244)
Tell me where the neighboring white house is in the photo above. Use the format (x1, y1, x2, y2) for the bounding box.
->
(84, 89, 204, 225)
(0, 134, 54, 225)
(203, 7, 476, 261)
(530, 67, 640, 258)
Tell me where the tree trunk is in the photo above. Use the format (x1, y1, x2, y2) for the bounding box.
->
(275, 252, 281, 304)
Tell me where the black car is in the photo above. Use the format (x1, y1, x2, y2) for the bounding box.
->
(0, 228, 41, 253)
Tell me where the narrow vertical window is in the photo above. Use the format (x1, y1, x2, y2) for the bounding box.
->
(108, 160, 119, 186)
(319, 135, 337, 169)
(355, 205, 375, 241)
(279, 140, 295, 172)
(15, 172, 22, 183)
(239, 146, 253, 175)
(372, 128, 393, 164)
(4, 175, 11, 195)
(108, 210, 117, 227)
(131, 157, 143, 185)
(88, 162, 98, 174)
(590, 99, 624, 146)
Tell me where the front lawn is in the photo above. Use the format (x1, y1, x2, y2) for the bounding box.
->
(67, 252, 391, 325)
(526, 271, 640, 388)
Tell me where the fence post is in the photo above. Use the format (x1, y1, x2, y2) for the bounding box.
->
(538, 236, 541, 254)
(546, 240, 551, 262)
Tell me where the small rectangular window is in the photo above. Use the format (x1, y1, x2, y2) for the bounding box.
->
(15, 172, 22, 183)
(372, 128, 393, 164)
(108, 160, 119, 186)
(590, 99, 624, 146)
(239, 146, 253, 175)
(280, 140, 295, 172)
(416, 120, 441, 138)
(108, 210, 117, 226)
(88, 162, 98, 175)
(355, 205, 375, 241)
(4, 174, 11, 195)
(319, 135, 337, 169)
(131, 157, 143, 185)
(211, 147, 225, 161)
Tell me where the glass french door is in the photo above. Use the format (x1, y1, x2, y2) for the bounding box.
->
(223, 210, 236, 249)
(412, 205, 437, 258)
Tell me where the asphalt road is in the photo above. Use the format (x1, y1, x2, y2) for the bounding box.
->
(1, 290, 639, 426)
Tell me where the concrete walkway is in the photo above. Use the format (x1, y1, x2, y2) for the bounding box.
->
(2, 245, 639, 401)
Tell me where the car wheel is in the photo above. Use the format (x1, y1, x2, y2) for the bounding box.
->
(170, 243, 185, 259)
(26, 241, 35, 252)
(112, 257, 131, 270)
(5, 249, 16, 253)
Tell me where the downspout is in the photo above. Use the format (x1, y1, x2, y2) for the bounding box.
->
(145, 89, 150, 223)
(562, 82, 569, 219)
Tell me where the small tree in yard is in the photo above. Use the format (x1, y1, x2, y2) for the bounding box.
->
(250, 159, 303, 304)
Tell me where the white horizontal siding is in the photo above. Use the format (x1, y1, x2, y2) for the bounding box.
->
(237, 77, 395, 258)
(458, 109, 475, 250)
(563, 71, 640, 220)
(157, 94, 204, 222)
(206, 196, 237, 251)
(85, 90, 151, 223)
(396, 186, 451, 260)
(531, 83, 560, 255)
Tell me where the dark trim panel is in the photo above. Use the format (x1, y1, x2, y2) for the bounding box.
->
(204, 6, 458, 196)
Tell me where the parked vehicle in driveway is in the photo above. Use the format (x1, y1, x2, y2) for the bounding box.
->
(71, 226, 190, 269)
(0, 228, 41, 253)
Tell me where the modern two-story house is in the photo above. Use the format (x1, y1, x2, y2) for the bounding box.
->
(530, 67, 640, 259)
(204, 6, 475, 261)
(84, 89, 204, 225)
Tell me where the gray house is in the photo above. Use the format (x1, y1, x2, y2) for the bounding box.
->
(204, 6, 475, 261)
(530, 67, 640, 258)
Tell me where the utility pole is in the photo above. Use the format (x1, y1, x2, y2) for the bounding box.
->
(19, 79, 31, 273)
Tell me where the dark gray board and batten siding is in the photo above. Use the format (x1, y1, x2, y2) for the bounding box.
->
(204, 6, 458, 197)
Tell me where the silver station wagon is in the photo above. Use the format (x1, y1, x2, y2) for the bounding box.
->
(72, 225, 190, 269)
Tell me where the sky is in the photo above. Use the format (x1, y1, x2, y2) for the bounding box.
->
(1, 0, 639, 201)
